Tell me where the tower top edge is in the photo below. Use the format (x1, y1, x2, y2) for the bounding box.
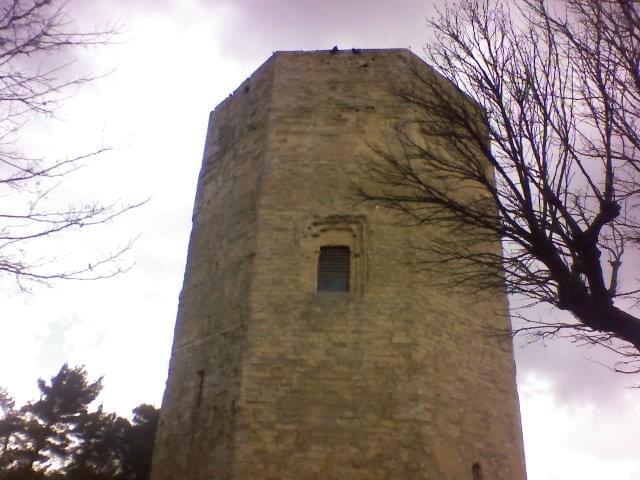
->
(267, 48, 426, 63)
(272, 48, 414, 55)
(210, 48, 429, 114)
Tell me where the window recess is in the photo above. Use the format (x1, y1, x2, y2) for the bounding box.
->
(317, 246, 350, 292)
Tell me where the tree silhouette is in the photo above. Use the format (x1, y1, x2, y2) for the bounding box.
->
(0, 365, 159, 480)
(119, 405, 159, 480)
(359, 0, 640, 370)
(0, 0, 141, 289)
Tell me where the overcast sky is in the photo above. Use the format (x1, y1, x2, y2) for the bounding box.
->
(2, 1, 640, 479)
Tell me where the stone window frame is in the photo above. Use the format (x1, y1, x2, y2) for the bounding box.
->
(300, 215, 367, 296)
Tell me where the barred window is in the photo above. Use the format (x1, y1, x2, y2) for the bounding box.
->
(317, 246, 350, 292)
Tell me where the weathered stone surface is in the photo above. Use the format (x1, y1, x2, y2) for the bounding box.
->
(151, 49, 527, 480)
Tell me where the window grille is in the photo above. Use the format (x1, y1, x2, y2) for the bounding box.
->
(317, 246, 350, 292)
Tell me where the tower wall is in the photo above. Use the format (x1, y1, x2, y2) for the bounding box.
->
(152, 50, 527, 480)
(151, 59, 276, 479)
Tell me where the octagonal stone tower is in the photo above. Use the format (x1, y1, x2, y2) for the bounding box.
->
(151, 49, 527, 480)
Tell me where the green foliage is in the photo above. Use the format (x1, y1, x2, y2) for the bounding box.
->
(0, 365, 159, 480)
(119, 405, 158, 480)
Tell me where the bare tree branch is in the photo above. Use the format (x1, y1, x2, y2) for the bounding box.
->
(0, 1, 140, 288)
(359, 0, 640, 370)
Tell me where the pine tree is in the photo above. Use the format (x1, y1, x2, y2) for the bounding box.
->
(0, 365, 159, 480)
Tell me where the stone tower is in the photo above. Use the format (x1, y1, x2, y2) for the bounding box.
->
(151, 49, 527, 480)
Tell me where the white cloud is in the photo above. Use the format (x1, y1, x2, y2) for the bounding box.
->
(520, 372, 640, 480)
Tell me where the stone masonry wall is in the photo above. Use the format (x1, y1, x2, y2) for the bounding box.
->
(151, 49, 528, 480)
(150, 58, 275, 480)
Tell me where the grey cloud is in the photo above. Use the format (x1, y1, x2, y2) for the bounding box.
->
(36, 316, 76, 368)
(515, 336, 636, 409)
(210, 0, 436, 60)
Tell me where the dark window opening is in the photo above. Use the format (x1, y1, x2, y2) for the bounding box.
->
(472, 463, 484, 480)
(196, 369, 205, 408)
(317, 246, 350, 292)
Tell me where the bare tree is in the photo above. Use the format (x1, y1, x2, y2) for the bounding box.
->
(359, 0, 640, 369)
(0, 0, 140, 288)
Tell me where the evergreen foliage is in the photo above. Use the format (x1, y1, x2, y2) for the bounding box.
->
(0, 366, 158, 480)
